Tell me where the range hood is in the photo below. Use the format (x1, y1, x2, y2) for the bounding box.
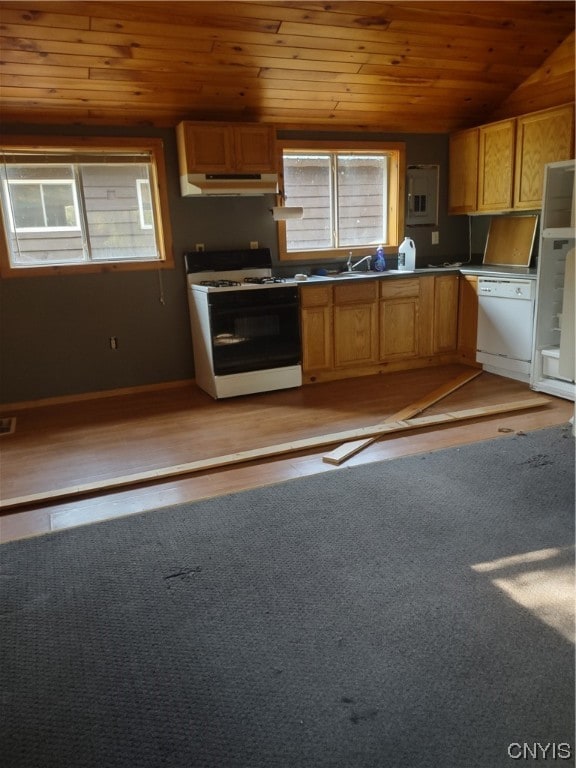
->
(180, 172, 279, 197)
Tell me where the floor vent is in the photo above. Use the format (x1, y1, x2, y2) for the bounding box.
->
(0, 416, 16, 436)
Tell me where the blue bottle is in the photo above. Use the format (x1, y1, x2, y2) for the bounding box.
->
(374, 244, 386, 272)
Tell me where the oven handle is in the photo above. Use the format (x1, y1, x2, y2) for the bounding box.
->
(209, 300, 300, 313)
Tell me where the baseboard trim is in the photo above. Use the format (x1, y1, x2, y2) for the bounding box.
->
(0, 379, 196, 412)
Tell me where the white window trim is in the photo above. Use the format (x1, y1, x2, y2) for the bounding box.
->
(136, 178, 153, 230)
(3, 178, 81, 234)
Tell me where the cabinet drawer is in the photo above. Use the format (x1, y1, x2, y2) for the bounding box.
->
(333, 282, 378, 304)
(300, 285, 332, 308)
(380, 278, 420, 299)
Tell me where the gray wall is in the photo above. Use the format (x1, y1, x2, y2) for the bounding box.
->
(0, 124, 470, 404)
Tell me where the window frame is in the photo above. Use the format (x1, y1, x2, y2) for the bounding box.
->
(276, 139, 405, 263)
(0, 136, 174, 277)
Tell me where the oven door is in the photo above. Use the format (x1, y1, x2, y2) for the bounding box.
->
(208, 287, 301, 375)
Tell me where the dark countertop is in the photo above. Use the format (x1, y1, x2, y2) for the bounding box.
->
(296, 264, 537, 285)
(300, 267, 459, 285)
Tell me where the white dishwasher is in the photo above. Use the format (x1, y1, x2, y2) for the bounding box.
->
(476, 277, 536, 382)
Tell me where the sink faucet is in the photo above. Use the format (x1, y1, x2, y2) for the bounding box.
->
(346, 252, 372, 272)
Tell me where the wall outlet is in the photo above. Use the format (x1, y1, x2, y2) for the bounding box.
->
(195, 243, 205, 252)
(250, 241, 259, 249)
(109, 336, 119, 350)
(431, 231, 439, 245)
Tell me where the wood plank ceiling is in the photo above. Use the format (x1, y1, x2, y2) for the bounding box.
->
(0, 1, 574, 132)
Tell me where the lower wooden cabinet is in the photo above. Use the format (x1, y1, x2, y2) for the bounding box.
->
(300, 274, 466, 381)
(300, 285, 333, 371)
(457, 275, 479, 363)
(379, 278, 420, 360)
(333, 282, 378, 367)
(433, 274, 459, 353)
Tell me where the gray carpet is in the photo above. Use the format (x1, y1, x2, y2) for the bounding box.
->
(1, 425, 575, 768)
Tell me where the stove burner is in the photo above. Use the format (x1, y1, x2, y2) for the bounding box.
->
(243, 276, 286, 285)
(200, 279, 241, 287)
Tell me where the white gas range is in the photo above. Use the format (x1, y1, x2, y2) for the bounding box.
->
(184, 248, 302, 399)
(190, 271, 297, 293)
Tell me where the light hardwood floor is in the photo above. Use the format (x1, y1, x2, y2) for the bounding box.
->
(1, 365, 573, 543)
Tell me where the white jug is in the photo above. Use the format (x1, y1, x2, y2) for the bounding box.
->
(398, 237, 416, 271)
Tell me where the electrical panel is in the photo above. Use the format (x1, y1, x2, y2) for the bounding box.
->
(406, 165, 438, 227)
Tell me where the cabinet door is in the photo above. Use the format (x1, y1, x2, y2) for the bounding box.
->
(179, 123, 234, 173)
(300, 286, 333, 372)
(379, 278, 420, 361)
(433, 275, 459, 353)
(514, 105, 575, 210)
(477, 119, 515, 212)
(233, 125, 276, 172)
(333, 283, 378, 367)
(457, 275, 479, 363)
(333, 303, 378, 367)
(301, 307, 333, 371)
(380, 298, 419, 360)
(448, 128, 479, 214)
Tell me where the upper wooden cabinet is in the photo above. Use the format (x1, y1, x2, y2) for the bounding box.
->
(449, 104, 574, 215)
(448, 128, 479, 214)
(176, 122, 276, 174)
(477, 119, 516, 212)
(514, 105, 575, 209)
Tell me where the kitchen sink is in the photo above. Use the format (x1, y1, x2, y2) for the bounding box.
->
(331, 272, 373, 278)
(312, 270, 414, 280)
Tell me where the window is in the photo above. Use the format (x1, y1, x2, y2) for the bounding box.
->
(0, 137, 173, 276)
(4, 174, 80, 232)
(278, 140, 405, 262)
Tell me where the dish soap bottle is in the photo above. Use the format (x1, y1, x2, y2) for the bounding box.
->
(398, 237, 416, 271)
(373, 244, 386, 272)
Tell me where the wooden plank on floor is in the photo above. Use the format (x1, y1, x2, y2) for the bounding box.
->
(322, 368, 483, 465)
(0, 395, 549, 511)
